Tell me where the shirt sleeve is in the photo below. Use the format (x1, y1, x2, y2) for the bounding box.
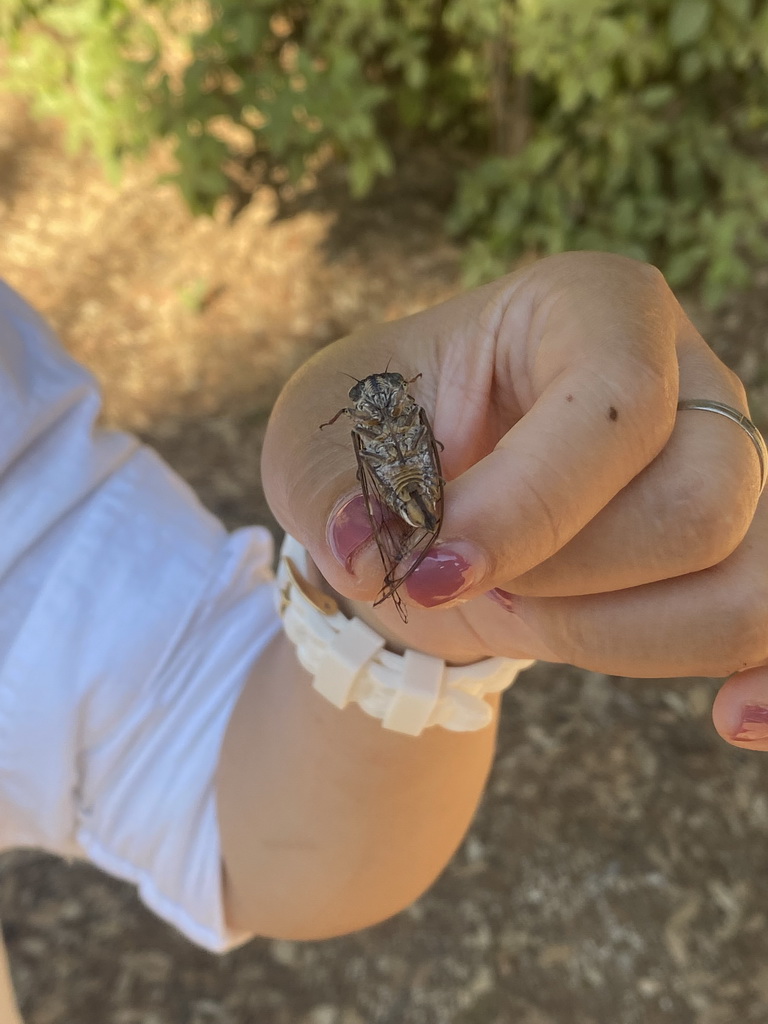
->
(0, 280, 282, 951)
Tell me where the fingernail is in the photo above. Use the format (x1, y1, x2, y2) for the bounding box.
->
(734, 704, 768, 742)
(405, 543, 482, 608)
(327, 494, 376, 571)
(488, 587, 521, 614)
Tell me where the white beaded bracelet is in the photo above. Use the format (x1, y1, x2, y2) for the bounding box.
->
(275, 533, 534, 736)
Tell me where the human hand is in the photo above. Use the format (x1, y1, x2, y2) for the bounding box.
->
(262, 252, 767, 688)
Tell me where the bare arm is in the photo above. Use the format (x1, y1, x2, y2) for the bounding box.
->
(0, 935, 23, 1024)
(216, 621, 499, 941)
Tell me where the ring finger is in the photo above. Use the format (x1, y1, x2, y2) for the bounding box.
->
(507, 331, 763, 597)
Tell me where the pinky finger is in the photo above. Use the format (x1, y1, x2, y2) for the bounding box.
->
(712, 666, 768, 751)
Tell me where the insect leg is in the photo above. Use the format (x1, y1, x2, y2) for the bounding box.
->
(319, 407, 350, 429)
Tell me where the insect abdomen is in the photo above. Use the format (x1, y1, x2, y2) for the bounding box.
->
(374, 461, 440, 530)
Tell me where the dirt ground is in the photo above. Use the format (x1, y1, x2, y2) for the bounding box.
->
(3, 92, 768, 1024)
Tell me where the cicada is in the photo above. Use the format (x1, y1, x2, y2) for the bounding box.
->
(320, 371, 444, 623)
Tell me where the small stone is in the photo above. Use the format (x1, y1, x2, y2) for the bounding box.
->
(638, 976, 661, 997)
(305, 1006, 337, 1024)
(269, 939, 298, 967)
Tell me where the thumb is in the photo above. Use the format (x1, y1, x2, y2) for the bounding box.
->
(261, 334, 423, 605)
(712, 666, 768, 750)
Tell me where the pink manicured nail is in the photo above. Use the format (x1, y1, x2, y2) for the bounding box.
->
(734, 704, 768, 742)
(405, 544, 480, 608)
(327, 494, 375, 571)
(488, 588, 521, 614)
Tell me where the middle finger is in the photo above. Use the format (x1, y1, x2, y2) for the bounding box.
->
(502, 491, 768, 678)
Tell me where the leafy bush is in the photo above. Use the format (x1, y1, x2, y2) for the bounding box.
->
(448, 0, 768, 304)
(2, 0, 163, 173)
(4, 0, 768, 303)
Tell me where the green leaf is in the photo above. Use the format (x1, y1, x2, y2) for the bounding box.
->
(641, 84, 674, 108)
(678, 49, 704, 81)
(668, 0, 712, 47)
(719, 0, 752, 19)
(664, 245, 707, 286)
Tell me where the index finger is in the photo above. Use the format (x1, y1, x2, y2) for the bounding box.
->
(404, 254, 682, 608)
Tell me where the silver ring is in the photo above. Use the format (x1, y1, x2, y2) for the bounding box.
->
(677, 399, 768, 494)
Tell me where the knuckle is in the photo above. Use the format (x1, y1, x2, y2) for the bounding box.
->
(519, 470, 570, 558)
(720, 362, 748, 404)
(635, 260, 668, 291)
(595, 254, 671, 299)
(662, 463, 751, 569)
(722, 580, 768, 669)
(555, 614, 593, 665)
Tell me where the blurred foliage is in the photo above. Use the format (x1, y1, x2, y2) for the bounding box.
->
(4, 0, 768, 303)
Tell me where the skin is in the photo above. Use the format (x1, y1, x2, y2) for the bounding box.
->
(216, 252, 768, 941)
(0, 936, 22, 1023)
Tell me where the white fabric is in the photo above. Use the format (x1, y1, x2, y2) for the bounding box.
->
(0, 280, 282, 952)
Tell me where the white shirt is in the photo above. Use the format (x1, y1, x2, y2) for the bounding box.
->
(0, 280, 282, 951)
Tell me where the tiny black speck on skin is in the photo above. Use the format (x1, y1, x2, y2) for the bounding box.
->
(608, 406, 618, 421)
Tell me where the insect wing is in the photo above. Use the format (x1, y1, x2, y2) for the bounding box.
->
(352, 432, 410, 622)
(353, 409, 444, 623)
